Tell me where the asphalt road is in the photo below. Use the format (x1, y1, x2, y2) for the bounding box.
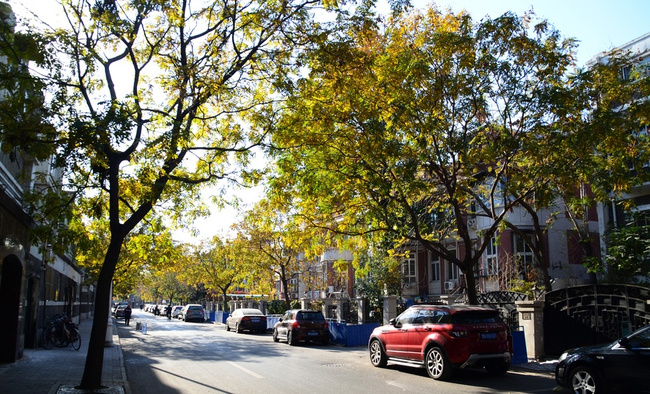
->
(118, 310, 558, 394)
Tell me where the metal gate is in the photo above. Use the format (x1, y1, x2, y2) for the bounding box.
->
(544, 284, 650, 356)
(477, 291, 529, 329)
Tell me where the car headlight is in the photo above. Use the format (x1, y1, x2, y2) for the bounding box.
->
(558, 352, 568, 362)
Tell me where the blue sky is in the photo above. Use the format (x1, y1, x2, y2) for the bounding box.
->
(416, 0, 650, 66)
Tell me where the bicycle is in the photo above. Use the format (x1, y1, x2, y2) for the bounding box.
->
(40, 314, 81, 351)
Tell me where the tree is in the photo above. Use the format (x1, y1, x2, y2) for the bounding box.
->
(353, 232, 402, 319)
(2, 0, 324, 389)
(592, 220, 650, 284)
(188, 237, 249, 311)
(236, 198, 321, 309)
(270, 7, 583, 304)
(505, 46, 650, 288)
(550, 54, 650, 280)
(71, 210, 182, 299)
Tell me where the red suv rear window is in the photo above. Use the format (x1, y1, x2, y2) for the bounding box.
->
(450, 311, 503, 324)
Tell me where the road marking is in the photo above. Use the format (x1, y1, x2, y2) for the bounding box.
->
(386, 380, 409, 390)
(227, 361, 264, 379)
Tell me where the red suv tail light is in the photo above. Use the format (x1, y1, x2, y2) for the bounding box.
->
(292, 321, 300, 329)
(450, 330, 468, 338)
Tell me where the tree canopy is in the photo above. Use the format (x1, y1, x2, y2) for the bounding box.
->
(236, 198, 324, 309)
(1, 0, 332, 388)
(268, 6, 650, 304)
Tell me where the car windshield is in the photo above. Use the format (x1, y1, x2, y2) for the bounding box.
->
(297, 311, 324, 321)
(188, 306, 203, 311)
(627, 326, 650, 349)
(450, 311, 503, 324)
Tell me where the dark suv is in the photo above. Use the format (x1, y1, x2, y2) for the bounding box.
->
(273, 309, 329, 345)
(368, 305, 512, 380)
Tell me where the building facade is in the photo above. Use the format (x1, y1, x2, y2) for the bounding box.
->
(0, 2, 86, 363)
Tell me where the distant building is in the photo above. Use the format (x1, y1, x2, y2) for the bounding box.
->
(590, 32, 650, 280)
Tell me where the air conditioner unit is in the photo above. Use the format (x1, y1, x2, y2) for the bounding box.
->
(444, 281, 456, 291)
(467, 218, 477, 229)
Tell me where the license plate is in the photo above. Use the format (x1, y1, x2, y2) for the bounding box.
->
(251, 318, 260, 322)
(308, 332, 319, 336)
(481, 332, 497, 340)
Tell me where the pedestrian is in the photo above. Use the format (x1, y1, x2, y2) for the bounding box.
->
(124, 305, 132, 325)
(166, 305, 172, 320)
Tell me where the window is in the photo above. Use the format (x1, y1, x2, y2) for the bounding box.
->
(622, 65, 632, 80)
(416, 309, 448, 324)
(446, 247, 458, 280)
(402, 252, 417, 284)
(447, 260, 458, 280)
(289, 274, 299, 293)
(430, 253, 440, 282)
(484, 236, 498, 276)
(298, 311, 324, 321)
(396, 308, 419, 325)
(514, 234, 534, 277)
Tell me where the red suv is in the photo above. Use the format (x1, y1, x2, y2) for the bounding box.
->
(368, 305, 512, 380)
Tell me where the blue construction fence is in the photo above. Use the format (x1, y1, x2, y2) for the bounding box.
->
(211, 311, 229, 324)
(328, 321, 381, 347)
(511, 327, 527, 364)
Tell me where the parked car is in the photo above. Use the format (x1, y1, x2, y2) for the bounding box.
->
(555, 324, 650, 394)
(272, 309, 329, 345)
(112, 301, 129, 315)
(113, 304, 128, 319)
(172, 305, 184, 319)
(181, 304, 205, 322)
(368, 304, 512, 381)
(226, 308, 267, 333)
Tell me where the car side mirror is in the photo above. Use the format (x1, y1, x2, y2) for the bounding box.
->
(618, 337, 630, 348)
(389, 318, 396, 326)
(279, 318, 283, 322)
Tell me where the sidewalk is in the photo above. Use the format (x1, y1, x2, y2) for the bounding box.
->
(0, 318, 129, 394)
(511, 359, 557, 374)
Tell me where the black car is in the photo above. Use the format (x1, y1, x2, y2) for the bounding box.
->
(555, 324, 650, 394)
(272, 309, 329, 345)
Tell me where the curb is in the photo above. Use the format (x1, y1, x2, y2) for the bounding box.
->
(113, 324, 131, 394)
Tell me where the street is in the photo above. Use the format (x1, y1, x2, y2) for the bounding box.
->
(118, 310, 558, 394)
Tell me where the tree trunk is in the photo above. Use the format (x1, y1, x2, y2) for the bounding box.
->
(463, 265, 479, 305)
(279, 265, 291, 310)
(580, 238, 598, 284)
(78, 239, 122, 390)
